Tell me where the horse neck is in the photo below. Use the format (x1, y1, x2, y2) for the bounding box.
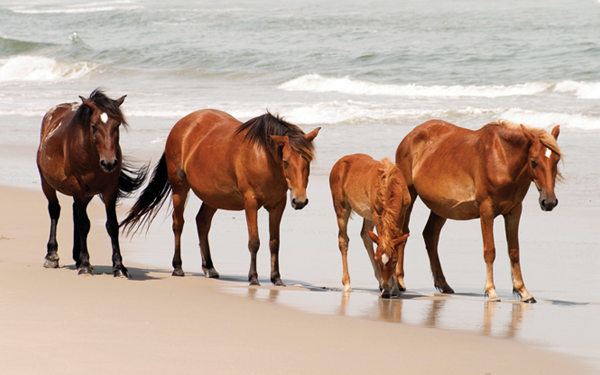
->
(497, 132, 533, 184)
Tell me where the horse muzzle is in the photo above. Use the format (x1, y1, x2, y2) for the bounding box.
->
(291, 197, 309, 210)
(100, 158, 118, 173)
(539, 192, 558, 212)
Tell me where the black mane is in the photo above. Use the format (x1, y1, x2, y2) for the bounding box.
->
(235, 112, 314, 161)
(71, 88, 127, 129)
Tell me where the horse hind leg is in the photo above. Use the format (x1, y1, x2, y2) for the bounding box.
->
(333, 199, 352, 292)
(423, 211, 454, 294)
(196, 203, 219, 278)
(171, 185, 189, 277)
(42, 179, 61, 268)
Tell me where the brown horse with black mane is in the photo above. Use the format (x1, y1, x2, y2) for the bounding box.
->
(395, 119, 562, 303)
(37, 89, 147, 277)
(121, 109, 320, 286)
(330, 154, 410, 298)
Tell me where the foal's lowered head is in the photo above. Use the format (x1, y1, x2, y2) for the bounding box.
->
(367, 230, 409, 298)
(271, 127, 320, 210)
(521, 124, 562, 211)
(79, 92, 126, 173)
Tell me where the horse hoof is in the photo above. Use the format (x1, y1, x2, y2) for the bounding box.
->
(488, 296, 501, 302)
(522, 297, 537, 304)
(381, 292, 392, 299)
(203, 268, 220, 278)
(172, 268, 185, 277)
(249, 279, 261, 286)
(113, 268, 129, 278)
(77, 266, 93, 276)
(272, 278, 286, 287)
(44, 259, 59, 269)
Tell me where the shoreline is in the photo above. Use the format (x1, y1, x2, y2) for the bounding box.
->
(0, 184, 595, 374)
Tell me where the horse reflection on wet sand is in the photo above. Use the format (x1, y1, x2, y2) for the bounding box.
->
(395, 119, 562, 303)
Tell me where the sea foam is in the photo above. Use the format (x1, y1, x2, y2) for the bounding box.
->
(0, 55, 95, 82)
(278, 74, 552, 98)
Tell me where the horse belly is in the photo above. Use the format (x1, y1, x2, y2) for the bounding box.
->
(415, 178, 480, 220)
(347, 195, 374, 221)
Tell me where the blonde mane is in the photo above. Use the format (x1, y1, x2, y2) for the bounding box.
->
(490, 119, 564, 181)
(374, 158, 405, 256)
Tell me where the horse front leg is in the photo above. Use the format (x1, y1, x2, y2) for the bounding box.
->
(267, 197, 286, 286)
(42, 179, 61, 268)
(480, 201, 500, 301)
(244, 200, 261, 286)
(360, 219, 382, 290)
(504, 204, 536, 303)
(423, 211, 453, 293)
(196, 203, 219, 278)
(104, 196, 128, 277)
(73, 197, 93, 275)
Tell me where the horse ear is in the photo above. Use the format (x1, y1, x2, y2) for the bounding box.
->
(116, 95, 127, 106)
(79, 96, 97, 111)
(520, 124, 535, 142)
(366, 230, 380, 245)
(270, 135, 289, 147)
(551, 125, 560, 140)
(392, 233, 409, 247)
(305, 127, 321, 142)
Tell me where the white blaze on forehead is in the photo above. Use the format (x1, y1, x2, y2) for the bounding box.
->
(100, 112, 108, 123)
(545, 148, 552, 158)
(382, 254, 389, 265)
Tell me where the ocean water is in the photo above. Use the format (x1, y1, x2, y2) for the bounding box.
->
(1, 0, 600, 370)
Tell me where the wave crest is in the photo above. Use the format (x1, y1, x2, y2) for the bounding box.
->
(0, 55, 96, 82)
(278, 74, 552, 98)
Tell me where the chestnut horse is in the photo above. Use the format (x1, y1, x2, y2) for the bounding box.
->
(37, 89, 147, 277)
(330, 154, 410, 298)
(121, 109, 320, 286)
(395, 119, 562, 303)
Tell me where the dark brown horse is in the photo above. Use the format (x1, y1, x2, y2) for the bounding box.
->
(329, 154, 410, 298)
(395, 119, 562, 302)
(121, 109, 320, 286)
(37, 89, 147, 277)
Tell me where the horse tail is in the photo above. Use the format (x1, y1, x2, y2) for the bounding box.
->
(117, 159, 149, 201)
(120, 153, 171, 234)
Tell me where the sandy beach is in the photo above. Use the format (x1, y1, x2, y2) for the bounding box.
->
(0, 181, 596, 375)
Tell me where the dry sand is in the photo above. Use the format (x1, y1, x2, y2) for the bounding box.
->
(0, 184, 593, 374)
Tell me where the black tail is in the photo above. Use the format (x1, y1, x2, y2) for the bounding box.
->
(120, 153, 171, 234)
(117, 160, 149, 201)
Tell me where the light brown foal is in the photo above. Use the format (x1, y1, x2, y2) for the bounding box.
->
(330, 154, 410, 298)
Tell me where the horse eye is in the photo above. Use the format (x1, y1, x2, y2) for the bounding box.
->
(283, 160, 289, 169)
(531, 159, 538, 169)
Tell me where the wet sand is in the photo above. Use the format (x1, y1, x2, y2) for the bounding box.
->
(0, 183, 596, 374)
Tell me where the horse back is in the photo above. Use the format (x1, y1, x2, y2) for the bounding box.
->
(165, 109, 286, 210)
(329, 153, 385, 220)
(37, 103, 80, 192)
(396, 120, 531, 219)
